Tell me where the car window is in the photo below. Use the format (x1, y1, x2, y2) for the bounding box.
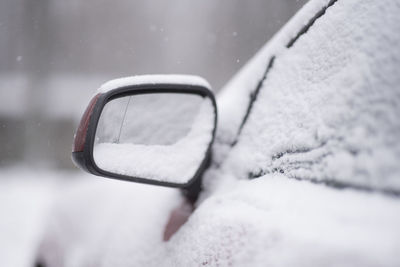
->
(218, 0, 400, 195)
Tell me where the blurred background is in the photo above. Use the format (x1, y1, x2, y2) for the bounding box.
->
(0, 0, 307, 170)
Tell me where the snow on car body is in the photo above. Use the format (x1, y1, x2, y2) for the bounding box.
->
(40, 0, 400, 266)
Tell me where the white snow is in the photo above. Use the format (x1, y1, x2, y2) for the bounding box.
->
(165, 175, 400, 266)
(98, 74, 212, 93)
(216, 0, 334, 149)
(93, 97, 215, 184)
(38, 175, 181, 267)
(0, 168, 67, 267)
(216, 0, 400, 192)
(39, 173, 400, 266)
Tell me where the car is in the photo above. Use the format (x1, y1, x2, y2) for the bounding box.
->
(38, 0, 400, 266)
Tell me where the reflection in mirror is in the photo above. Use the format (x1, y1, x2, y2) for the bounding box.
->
(93, 93, 215, 184)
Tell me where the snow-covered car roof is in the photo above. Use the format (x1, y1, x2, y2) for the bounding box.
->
(40, 0, 400, 266)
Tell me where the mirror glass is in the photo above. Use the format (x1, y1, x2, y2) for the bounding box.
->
(93, 93, 215, 184)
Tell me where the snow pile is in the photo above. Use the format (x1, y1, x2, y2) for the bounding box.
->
(218, 0, 400, 192)
(94, 98, 215, 184)
(39, 175, 181, 267)
(98, 74, 211, 93)
(164, 175, 400, 266)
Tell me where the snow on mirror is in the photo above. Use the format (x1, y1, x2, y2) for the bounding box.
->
(93, 93, 215, 184)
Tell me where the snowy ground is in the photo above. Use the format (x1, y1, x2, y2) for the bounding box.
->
(0, 167, 84, 267)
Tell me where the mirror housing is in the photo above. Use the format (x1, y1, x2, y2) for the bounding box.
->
(72, 75, 217, 193)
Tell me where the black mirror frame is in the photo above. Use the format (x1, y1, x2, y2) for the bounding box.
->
(72, 83, 218, 191)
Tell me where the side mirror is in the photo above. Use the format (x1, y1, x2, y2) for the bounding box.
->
(72, 75, 217, 199)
